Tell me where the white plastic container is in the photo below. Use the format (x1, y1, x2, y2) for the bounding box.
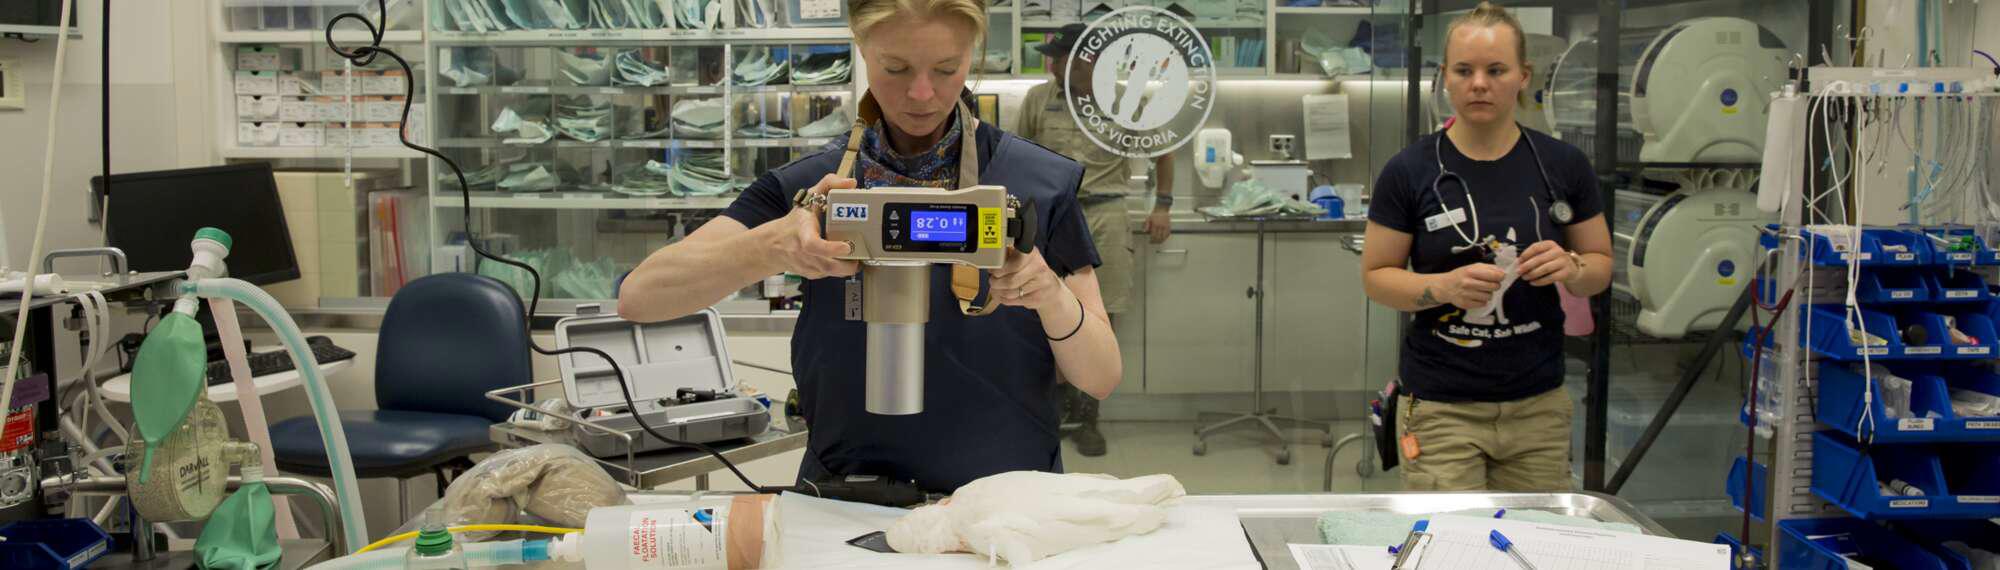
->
(551, 496, 782, 570)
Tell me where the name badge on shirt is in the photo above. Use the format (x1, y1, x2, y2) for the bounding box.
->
(1424, 208, 1469, 232)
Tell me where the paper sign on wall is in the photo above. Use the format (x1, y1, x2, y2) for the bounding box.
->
(1303, 94, 1352, 160)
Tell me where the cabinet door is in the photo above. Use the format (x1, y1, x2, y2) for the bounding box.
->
(1142, 234, 1258, 394)
(1110, 238, 1148, 396)
(1264, 235, 1370, 393)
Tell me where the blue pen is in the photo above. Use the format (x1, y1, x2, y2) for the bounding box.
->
(1494, 508, 1506, 519)
(1489, 530, 1539, 570)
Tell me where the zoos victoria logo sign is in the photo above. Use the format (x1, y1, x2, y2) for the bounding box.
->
(1063, 6, 1217, 159)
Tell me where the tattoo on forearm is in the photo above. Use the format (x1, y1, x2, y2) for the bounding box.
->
(1416, 287, 1442, 309)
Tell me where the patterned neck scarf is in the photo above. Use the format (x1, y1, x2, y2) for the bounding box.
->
(851, 108, 966, 190)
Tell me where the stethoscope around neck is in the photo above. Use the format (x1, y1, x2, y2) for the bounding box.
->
(1431, 124, 1573, 256)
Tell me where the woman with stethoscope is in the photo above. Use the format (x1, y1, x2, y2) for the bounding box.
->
(1359, 2, 1613, 492)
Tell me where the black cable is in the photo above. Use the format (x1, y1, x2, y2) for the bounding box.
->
(101, 0, 109, 251)
(325, 2, 771, 494)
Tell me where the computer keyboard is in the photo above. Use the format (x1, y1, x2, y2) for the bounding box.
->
(204, 336, 357, 385)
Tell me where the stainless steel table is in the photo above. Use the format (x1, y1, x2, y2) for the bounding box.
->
(1187, 491, 1672, 570)
(489, 421, 808, 490)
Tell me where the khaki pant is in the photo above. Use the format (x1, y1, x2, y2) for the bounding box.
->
(1396, 387, 1574, 492)
(1082, 200, 1133, 315)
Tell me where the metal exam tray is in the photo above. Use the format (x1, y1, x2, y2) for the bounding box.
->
(554, 309, 770, 458)
(1187, 491, 1673, 570)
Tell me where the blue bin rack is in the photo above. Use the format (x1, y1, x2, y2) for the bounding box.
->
(1726, 457, 1769, 521)
(1812, 432, 1978, 519)
(1929, 271, 1991, 303)
(1818, 364, 2000, 443)
(1778, 518, 1950, 570)
(0, 519, 111, 570)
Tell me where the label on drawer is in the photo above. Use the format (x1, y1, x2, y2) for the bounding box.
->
(1891, 291, 1915, 299)
(1947, 290, 1978, 299)
(1895, 253, 1917, 261)
(1888, 499, 1930, 509)
(1903, 346, 1941, 355)
(1958, 346, 1990, 356)
(1840, 252, 1874, 261)
(1898, 418, 1935, 431)
(1960, 496, 2000, 504)
(1860, 347, 1891, 356)
(1968, 421, 2000, 430)
(234, 71, 277, 95)
(800, 0, 841, 18)
(500, 86, 550, 94)
(1948, 253, 1974, 261)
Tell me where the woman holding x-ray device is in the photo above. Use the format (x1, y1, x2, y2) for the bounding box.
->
(618, 0, 1117, 494)
(1360, 2, 1612, 492)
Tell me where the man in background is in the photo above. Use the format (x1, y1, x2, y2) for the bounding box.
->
(1016, 23, 1177, 457)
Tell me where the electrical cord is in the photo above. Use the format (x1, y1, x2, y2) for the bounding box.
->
(325, 1, 772, 494)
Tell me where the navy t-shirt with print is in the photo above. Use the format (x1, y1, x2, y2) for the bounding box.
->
(1367, 128, 1601, 403)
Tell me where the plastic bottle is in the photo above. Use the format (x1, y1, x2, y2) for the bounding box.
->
(403, 523, 468, 570)
(549, 495, 782, 570)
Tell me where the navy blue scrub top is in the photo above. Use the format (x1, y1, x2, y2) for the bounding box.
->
(720, 122, 1098, 493)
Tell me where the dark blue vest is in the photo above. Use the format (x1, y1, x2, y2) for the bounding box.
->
(767, 131, 1087, 493)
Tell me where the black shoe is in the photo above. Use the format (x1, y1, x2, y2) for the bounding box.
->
(1072, 423, 1107, 457)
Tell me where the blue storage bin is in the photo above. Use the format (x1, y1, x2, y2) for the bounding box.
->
(1801, 305, 1904, 360)
(1778, 518, 1951, 570)
(1726, 457, 1768, 521)
(1937, 366, 2000, 430)
(1938, 445, 2000, 517)
(0, 519, 111, 570)
(1915, 226, 1996, 266)
(1792, 227, 1888, 266)
(1818, 364, 2000, 443)
(1870, 228, 1933, 266)
(1858, 270, 1933, 303)
(1888, 309, 1998, 360)
(1896, 520, 2000, 570)
(1929, 270, 1991, 303)
(1931, 308, 2000, 359)
(1812, 432, 1966, 519)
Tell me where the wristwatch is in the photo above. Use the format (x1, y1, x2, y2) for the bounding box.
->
(1154, 194, 1174, 208)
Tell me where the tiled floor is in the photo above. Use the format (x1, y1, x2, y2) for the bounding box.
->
(1058, 420, 1404, 494)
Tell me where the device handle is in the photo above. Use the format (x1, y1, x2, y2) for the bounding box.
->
(42, 247, 128, 277)
(1012, 197, 1038, 254)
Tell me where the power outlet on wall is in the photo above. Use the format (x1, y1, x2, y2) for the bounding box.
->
(0, 58, 23, 110)
(1268, 134, 1296, 160)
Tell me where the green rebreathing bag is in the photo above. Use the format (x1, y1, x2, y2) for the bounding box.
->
(129, 300, 209, 483)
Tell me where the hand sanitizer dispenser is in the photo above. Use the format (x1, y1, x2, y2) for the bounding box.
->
(1195, 128, 1243, 189)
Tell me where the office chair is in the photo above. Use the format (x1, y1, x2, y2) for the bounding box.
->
(269, 273, 531, 522)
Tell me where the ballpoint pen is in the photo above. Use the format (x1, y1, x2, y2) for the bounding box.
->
(1489, 530, 1538, 570)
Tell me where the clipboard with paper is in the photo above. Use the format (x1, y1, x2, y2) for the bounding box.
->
(1388, 514, 1730, 570)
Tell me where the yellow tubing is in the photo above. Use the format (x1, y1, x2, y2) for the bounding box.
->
(354, 524, 581, 554)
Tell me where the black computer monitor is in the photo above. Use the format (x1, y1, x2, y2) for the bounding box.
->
(93, 163, 301, 286)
